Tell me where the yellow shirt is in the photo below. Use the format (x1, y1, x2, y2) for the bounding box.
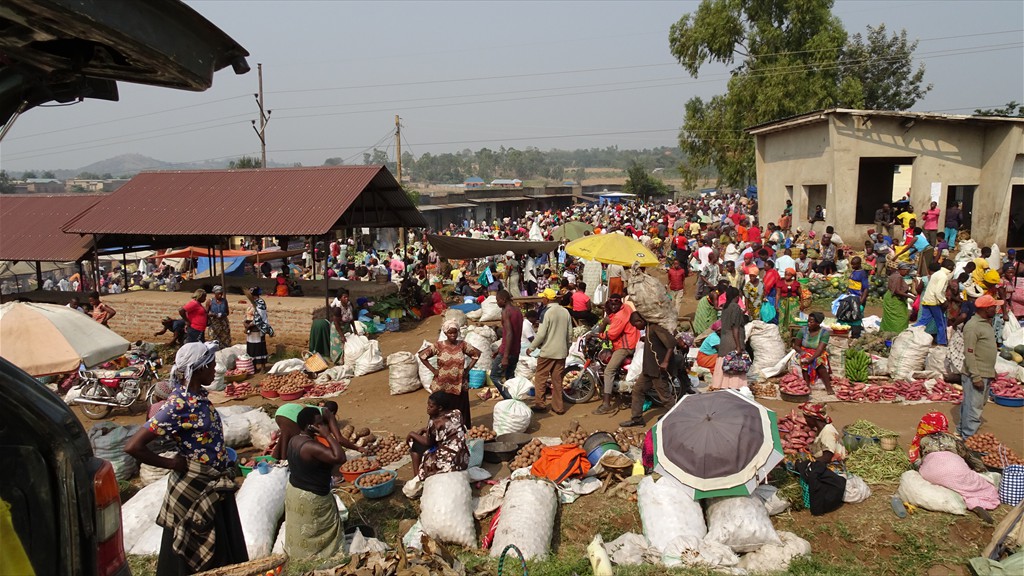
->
(897, 212, 917, 229)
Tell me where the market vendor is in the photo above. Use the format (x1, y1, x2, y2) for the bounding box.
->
(908, 412, 998, 523)
(793, 312, 835, 395)
(406, 391, 469, 482)
(418, 319, 480, 425)
(695, 320, 721, 371)
(799, 402, 846, 462)
(284, 407, 345, 559)
(272, 402, 362, 460)
(880, 262, 914, 333)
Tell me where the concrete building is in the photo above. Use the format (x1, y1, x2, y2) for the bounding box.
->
(748, 109, 1024, 248)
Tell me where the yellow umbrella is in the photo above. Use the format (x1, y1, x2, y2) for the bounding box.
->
(565, 233, 659, 267)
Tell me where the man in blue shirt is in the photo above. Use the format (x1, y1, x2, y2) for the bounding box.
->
(846, 256, 870, 338)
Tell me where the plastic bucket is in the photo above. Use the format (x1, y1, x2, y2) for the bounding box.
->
(468, 369, 487, 389)
(587, 442, 621, 467)
(583, 432, 617, 455)
(467, 438, 484, 468)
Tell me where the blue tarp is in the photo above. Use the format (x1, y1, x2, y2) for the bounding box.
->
(195, 256, 246, 276)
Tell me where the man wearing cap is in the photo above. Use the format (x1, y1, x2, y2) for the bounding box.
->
(959, 294, 1001, 438)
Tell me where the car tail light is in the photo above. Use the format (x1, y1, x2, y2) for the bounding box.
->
(93, 460, 127, 576)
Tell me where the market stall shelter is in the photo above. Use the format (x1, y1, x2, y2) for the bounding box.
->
(0, 194, 106, 291)
(62, 165, 427, 299)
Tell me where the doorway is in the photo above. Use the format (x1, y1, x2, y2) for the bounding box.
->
(1008, 185, 1024, 248)
(804, 185, 827, 223)
(947, 185, 976, 231)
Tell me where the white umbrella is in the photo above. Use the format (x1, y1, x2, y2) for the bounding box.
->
(0, 302, 130, 376)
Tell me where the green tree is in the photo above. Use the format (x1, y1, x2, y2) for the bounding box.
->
(228, 156, 261, 169)
(323, 157, 344, 166)
(975, 101, 1023, 117)
(41, 170, 56, 179)
(0, 170, 14, 193)
(101, 172, 113, 179)
(573, 166, 586, 183)
(842, 24, 931, 110)
(22, 171, 37, 179)
(623, 161, 670, 199)
(77, 171, 101, 179)
(670, 0, 857, 187)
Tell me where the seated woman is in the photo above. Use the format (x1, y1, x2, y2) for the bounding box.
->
(406, 392, 470, 483)
(799, 402, 846, 462)
(284, 407, 345, 559)
(695, 320, 721, 371)
(909, 412, 998, 523)
(793, 311, 835, 395)
(275, 266, 291, 297)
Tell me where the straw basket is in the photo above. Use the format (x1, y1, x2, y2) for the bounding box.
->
(879, 436, 899, 451)
(302, 351, 329, 373)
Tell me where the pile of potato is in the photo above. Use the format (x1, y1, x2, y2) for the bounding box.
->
(467, 425, 497, 441)
(260, 372, 311, 392)
(510, 438, 545, 470)
(561, 428, 588, 447)
(367, 433, 409, 466)
(357, 471, 392, 487)
(340, 425, 377, 448)
(965, 433, 1024, 467)
(340, 457, 378, 473)
(750, 382, 778, 399)
(614, 428, 646, 451)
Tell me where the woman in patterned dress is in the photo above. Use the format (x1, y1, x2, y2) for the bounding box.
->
(418, 319, 481, 425)
(206, 285, 231, 345)
(407, 391, 470, 481)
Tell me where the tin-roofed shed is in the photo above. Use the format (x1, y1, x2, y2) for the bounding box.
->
(0, 194, 104, 262)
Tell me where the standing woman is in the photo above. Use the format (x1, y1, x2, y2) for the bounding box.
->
(244, 287, 274, 372)
(711, 287, 747, 390)
(880, 262, 914, 333)
(179, 290, 208, 343)
(777, 268, 802, 335)
(124, 342, 247, 575)
(505, 251, 522, 297)
(284, 407, 345, 559)
(418, 319, 481, 426)
(206, 286, 231, 346)
(793, 312, 835, 395)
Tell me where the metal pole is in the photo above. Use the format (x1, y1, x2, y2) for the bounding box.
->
(121, 248, 128, 289)
(35, 261, 42, 290)
(323, 233, 330, 311)
(219, 244, 226, 290)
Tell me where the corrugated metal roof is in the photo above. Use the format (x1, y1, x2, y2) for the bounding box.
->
(63, 165, 426, 237)
(746, 108, 1024, 135)
(468, 196, 533, 203)
(0, 194, 103, 262)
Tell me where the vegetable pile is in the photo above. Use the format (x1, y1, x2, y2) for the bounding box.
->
(260, 372, 311, 393)
(356, 471, 392, 487)
(750, 381, 778, 399)
(779, 372, 810, 396)
(845, 443, 911, 483)
(965, 433, 1024, 467)
(510, 438, 545, 470)
(560, 420, 588, 447)
(844, 349, 871, 382)
(991, 374, 1024, 398)
(365, 433, 410, 466)
(306, 381, 348, 398)
(614, 427, 647, 451)
(225, 367, 250, 378)
(832, 378, 962, 403)
(340, 457, 379, 474)
(845, 419, 897, 438)
(778, 410, 815, 456)
(467, 425, 497, 441)
(224, 382, 253, 399)
(340, 426, 376, 448)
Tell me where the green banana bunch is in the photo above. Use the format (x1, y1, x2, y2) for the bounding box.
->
(845, 348, 871, 382)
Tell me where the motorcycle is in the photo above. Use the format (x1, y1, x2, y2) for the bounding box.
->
(562, 331, 693, 407)
(72, 355, 163, 419)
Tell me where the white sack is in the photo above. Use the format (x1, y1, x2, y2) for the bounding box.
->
(479, 296, 501, 322)
(661, 536, 739, 569)
(623, 340, 645, 389)
(130, 523, 165, 556)
(514, 355, 537, 380)
(268, 358, 305, 374)
(465, 331, 494, 369)
(896, 470, 966, 515)
(244, 410, 279, 451)
(625, 266, 677, 333)
(221, 413, 252, 448)
(89, 422, 139, 482)
(736, 531, 812, 573)
(925, 346, 948, 376)
(747, 321, 788, 375)
(443, 308, 468, 328)
(138, 451, 175, 487)
(122, 475, 168, 552)
(887, 326, 933, 380)
(418, 341, 438, 392)
(704, 495, 782, 553)
(492, 399, 532, 435)
(216, 405, 254, 417)
(354, 340, 385, 376)
(342, 335, 371, 368)
(637, 476, 706, 554)
(420, 471, 476, 547)
(387, 351, 421, 395)
(603, 532, 657, 566)
(504, 376, 535, 401)
(490, 478, 558, 560)
(842, 473, 872, 504)
(236, 465, 289, 559)
(753, 484, 790, 516)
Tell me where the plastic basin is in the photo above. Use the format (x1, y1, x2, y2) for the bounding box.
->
(587, 442, 621, 467)
(239, 455, 277, 477)
(990, 393, 1024, 408)
(354, 470, 397, 499)
(340, 460, 380, 484)
(260, 389, 279, 399)
(278, 390, 304, 401)
(582, 432, 617, 455)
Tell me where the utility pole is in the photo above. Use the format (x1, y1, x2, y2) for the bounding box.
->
(396, 114, 405, 254)
(251, 63, 271, 168)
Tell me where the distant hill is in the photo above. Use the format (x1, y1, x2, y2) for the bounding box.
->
(32, 154, 289, 179)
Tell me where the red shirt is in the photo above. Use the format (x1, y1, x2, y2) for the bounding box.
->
(571, 291, 591, 312)
(183, 299, 208, 331)
(746, 227, 761, 243)
(667, 268, 686, 291)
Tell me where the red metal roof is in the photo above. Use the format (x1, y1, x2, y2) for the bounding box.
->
(63, 165, 426, 237)
(0, 194, 103, 262)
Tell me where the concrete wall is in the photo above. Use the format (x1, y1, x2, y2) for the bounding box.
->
(756, 113, 1024, 246)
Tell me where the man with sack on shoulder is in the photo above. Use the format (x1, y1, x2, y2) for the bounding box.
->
(958, 295, 1000, 439)
(620, 312, 676, 427)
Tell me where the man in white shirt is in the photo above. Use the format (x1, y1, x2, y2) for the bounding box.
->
(775, 248, 797, 275)
(43, 277, 54, 291)
(696, 241, 714, 268)
(58, 277, 70, 291)
(914, 260, 953, 345)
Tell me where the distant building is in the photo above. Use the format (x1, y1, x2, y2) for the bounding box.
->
(490, 178, 522, 188)
(464, 176, 485, 188)
(23, 179, 65, 193)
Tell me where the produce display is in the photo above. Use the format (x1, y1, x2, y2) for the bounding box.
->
(224, 382, 253, 399)
(778, 410, 815, 456)
(260, 372, 311, 393)
(750, 381, 778, 399)
(560, 423, 588, 447)
(357, 471, 392, 487)
(366, 433, 410, 466)
(965, 433, 1024, 467)
(844, 349, 870, 382)
(613, 427, 647, 451)
(339, 426, 376, 448)
(340, 457, 378, 473)
(225, 367, 250, 378)
(990, 374, 1024, 398)
(510, 438, 545, 470)
(306, 381, 348, 398)
(845, 419, 897, 439)
(467, 425, 497, 441)
(845, 443, 911, 483)
(998, 344, 1024, 365)
(779, 372, 810, 396)
(832, 378, 962, 403)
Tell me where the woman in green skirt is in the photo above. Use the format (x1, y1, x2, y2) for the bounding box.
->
(880, 262, 914, 333)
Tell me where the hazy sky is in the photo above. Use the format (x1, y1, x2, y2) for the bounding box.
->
(1, 0, 1021, 172)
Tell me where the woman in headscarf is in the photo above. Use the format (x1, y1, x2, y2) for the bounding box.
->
(695, 320, 721, 371)
(505, 251, 522, 296)
(244, 287, 274, 372)
(206, 285, 231, 346)
(418, 319, 481, 425)
(909, 412, 998, 523)
(880, 262, 914, 333)
(793, 311, 835, 395)
(125, 342, 248, 575)
(692, 282, 721, 335)
(284, 406, 345, 559)
(777, 267, 802, 334)
(711, 286, 747, 390)
(742, 265, 763, 319)
(799, 402, 846, 462)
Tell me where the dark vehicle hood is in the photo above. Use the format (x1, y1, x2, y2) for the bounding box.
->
(0, 0, 249, 126)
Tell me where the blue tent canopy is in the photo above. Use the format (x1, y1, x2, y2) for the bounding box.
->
(195, 256, 246, 276)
